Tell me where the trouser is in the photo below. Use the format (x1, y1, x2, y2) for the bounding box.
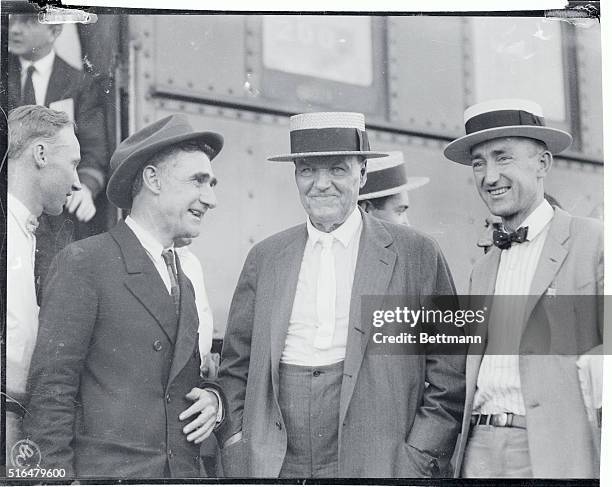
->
(278, 361, 343, 478)
(461, 424, 532, 478)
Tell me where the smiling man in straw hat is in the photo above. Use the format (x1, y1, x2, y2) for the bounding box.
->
(24, 114, 226, 478)
(445, 99, 603, 478)
(358, 150, 429, 227)
(216, 112, 465, 478)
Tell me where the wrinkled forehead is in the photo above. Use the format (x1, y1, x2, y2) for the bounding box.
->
(470, 136, 542, 156)
(294, 154, 366, 167)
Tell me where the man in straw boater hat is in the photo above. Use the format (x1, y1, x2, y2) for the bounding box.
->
(358, 150, 429, 227)
(216, 112, 465, 478)
(445, 99, 603, 478)
(24, 114, 227, 478)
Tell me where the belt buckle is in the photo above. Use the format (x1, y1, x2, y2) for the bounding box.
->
(492, 413, 508, 427)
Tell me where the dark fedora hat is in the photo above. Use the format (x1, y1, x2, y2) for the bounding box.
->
(106, 114, 223, 209)
(444, 99, 572, 165)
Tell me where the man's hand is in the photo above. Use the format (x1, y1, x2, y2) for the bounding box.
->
(179, 388, 219, 444)
(66, 186, 96, 222)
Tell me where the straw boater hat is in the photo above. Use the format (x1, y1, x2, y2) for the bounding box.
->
(268, 112, 388, 162)
(358, 151, 429, 200)
(107, 114, 223, 209)
(444, 99, 572, 165)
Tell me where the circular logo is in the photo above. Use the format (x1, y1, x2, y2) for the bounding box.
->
(9, 439, 41, 468)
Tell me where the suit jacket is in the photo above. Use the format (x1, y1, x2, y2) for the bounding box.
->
(23, 221, 222, 478)
(453, 208, 603, 478)
(8, 53, 110, 295)
(216, 210, 466, 478)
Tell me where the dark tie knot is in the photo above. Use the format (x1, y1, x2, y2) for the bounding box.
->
(25, 215, 39, 235)
(493, 226, 529, 250)
(161, 249, 175, 266)
(26, 64, 36, 76)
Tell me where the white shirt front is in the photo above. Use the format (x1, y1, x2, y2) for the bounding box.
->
(474, 200, 554, 415)
(7, 193, 40, 396)
(281, 207, 363, 366)
(19, 50, 55, 106)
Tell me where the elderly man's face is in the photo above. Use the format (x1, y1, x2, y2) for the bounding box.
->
(470, 137, 550, 231)
(40, 125, 82, 216)
(156, 150, 217, 241)
(295, 155, 366, 233)
(9, 15, 59, 61)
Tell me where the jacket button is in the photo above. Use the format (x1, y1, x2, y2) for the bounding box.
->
(275, 421, 282, 430)
(166, 394, 171, 403)
(167, 448, 173, 458)
(313, 370, 321, 377)
(153, 340, 163, 351)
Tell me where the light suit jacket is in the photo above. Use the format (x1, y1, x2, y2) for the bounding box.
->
(453, 208, 603, 478)
(216, 210, 466, 478)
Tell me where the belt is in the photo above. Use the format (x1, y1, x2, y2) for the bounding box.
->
(471, 413, 526, 429)
(6, 399, 27, 418)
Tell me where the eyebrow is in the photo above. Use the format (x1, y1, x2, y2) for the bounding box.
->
(471, 147, 512, 159)
(194, 172, 217, 185)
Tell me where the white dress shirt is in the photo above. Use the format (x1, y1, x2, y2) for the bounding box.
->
(19, 50, 56, 106)
(281, 207, 363, 366)
(474, 200, 554, 415)
(7, 193, 40, 396)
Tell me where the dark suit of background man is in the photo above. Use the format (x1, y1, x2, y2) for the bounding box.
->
(24, 115, 226, 478)
(8, 10, 109, 295)
(444, 99, 603, 478)
(216, 112, 465, 478)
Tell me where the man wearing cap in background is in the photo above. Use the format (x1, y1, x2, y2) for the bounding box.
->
(8, 8, 109, 300)
(216, 112, 465, 478)
(445, 99, 603, 478)
(358, 150, 429, 227)
(24, 115, 226, 478)
(5, 105, 82, 463)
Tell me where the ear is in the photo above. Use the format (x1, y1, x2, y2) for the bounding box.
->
(359, 199, 374, 214)
(359, 159, 368, 188)
(50, 24, 63, 41)
(142, 165, 162, 195)
(32, 142, 47, 169)
(536, 150, 553, 178)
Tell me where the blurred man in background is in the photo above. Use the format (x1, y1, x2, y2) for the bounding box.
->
(358, 151, 429, 227)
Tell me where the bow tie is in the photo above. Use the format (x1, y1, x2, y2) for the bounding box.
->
(492, 226, 528, 250)
(25, 215, 39, 235)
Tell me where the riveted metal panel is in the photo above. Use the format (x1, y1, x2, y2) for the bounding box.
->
(388, 16, 465, 137)
(153, 15, 247, 99)
(574, 20, 603, 160)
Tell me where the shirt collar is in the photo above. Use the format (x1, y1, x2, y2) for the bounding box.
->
(20, 49, 55, 78)
(8, 192, 36, 230)
(515, 199, 554, 241)
(306, 206, 362, 249)
(125, 215, 171, 261)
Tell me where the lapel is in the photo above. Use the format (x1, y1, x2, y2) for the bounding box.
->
(465, 247, 501, 406)
(339, 211, 396, 426)
(269, 226, 308, 401)
(109, 221, 178, 343)
(523, 208, 570, 322)
(45, 56, 74, 105)
(167, 255, 199, 386)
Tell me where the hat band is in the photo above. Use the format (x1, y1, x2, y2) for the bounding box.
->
(290, 128, 370, 154)
(361, 164, 407, 197)
(465, 110, 545, 135)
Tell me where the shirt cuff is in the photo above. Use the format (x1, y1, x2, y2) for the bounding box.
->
(207, 388, 223, 423)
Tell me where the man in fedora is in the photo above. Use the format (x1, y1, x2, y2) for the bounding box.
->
(358, 150, 429, 227)
(216, 112, 465, 478)
(24, 115, 226, 478)
(445, 99, 603, 478)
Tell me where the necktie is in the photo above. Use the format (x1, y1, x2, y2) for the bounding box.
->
(25, 214, 39, 235)
(493, 226, 529, 250)
(162, 249, 181, 314)
(313, 234, 336, 350)
(22, 65, 36, 106)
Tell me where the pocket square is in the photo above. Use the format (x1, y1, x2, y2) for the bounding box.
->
(546, 287, 557, 296)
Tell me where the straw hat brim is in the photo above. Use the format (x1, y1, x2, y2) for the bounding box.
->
(444, 126, 572, 165)
(107, 131, 223, 209)
(358, 177, 430, 200)
(268, 150, 389, 162)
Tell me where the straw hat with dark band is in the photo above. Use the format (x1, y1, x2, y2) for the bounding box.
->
(268, 112, 388, 162)
(444, 99, 572, 165)
(359, 151, 429, 200)
(107, 114, 223, 209)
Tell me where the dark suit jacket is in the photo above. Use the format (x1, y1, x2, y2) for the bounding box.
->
(216, 210, 466, 478)
(8, 53, 110, 296)
(453, 208, 603, 478)
(23, 221, 222, 478)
